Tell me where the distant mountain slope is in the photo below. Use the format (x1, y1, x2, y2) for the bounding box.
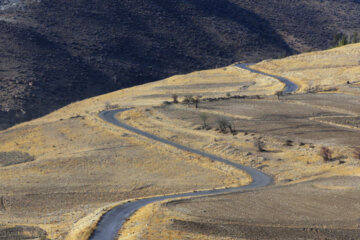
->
(0, 0, 359, 129)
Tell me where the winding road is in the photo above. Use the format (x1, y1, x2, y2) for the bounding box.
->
(236, 63, 298, 94)
(89, 64, 298, 240)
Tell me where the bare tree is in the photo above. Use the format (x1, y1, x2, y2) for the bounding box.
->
(216, 117, 235, 134)
(353, 148, 360, 160)
(192, 96, 202, 108)
(171, 94, 178, 103)
(320, 147, 333, 162)
(183, 95, 193, 106)
(254, 138, 266, 152)
(200, 113, 208, 128)
(0, 196, 5, 211)
(275, 91, 283, 100)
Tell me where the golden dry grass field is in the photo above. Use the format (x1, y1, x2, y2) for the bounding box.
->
(0, 44, 360, 239)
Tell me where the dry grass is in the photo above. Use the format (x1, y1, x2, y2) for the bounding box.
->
(253, 43, 360, 93)
(0, 45, 359, 238)
(125, 177, 360, 240)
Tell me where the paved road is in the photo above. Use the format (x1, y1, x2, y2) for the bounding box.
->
(89, 64, 298, 240)
(236, 63, 298, 94)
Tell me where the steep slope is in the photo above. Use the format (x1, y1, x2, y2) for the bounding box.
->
(0, 0, 359, 129)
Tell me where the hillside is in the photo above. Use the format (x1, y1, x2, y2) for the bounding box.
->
(0, 44, 359, 239)
(0, 0, 360, 129)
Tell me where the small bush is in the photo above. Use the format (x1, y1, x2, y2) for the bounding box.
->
(285, 140, 293, 146)
(192, 96, 202, 108)
(353, 148, 360, 160)
(162, 101, 172, 106)
(171, 94, 178, 103)
(217, 117, 228, 132)
(105, 102, 120, 110)
(254, 138, 266, 152)
(306, 86, 322, 94)
(275, 91, 283, 100)
(331, 32, 360, 48)
(183, 95, 193, 105)
(216, 117, 234, 133)
(199, 113, 208, 128)
(320, 147, 333, 162)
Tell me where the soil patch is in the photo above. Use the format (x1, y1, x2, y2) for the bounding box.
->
(0, 151, 34, 167)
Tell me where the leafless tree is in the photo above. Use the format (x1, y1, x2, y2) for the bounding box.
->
(171, 94, 178, 103)
(320, 146, 333, 162)
(200, 113, 208, 128)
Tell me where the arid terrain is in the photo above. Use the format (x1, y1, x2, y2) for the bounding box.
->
(1, 0, 360, 129)
(0, 43, 359, 239)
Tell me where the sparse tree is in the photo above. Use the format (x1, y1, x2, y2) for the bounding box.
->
(216, 117, 235, 134)
(254, 138, 266, 152)
(105, 101, 111, 110)
(217, 117, 229, 133)
(285, 139, 294, 146)
(353, 148, 360, 160)
(200, 113, 208, 128)
(275, 90, 283, 100)
(171, 94, 178, 103)
(183, 95, 193, 106)
(337, 35, 348, 47)
(192, 96, 202, 108)
(320, 146, 333, 162)
(350, 32, 360, 44)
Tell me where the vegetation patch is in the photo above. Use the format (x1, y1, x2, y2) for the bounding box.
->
(0, 225, 47, 240)
(0, 151, 35, 167)
(316, 116, 360, 128)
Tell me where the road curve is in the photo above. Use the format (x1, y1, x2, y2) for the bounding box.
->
(236, 63, 298, 94)
(89, 64, 299, 240)
(90, 110, 272, 240)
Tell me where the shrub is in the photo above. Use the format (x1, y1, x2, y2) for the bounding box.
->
(199, 113, 208, 128)
(192, 96, 202, 108)
(217, 117, 228, 132)
(171, 94, 178, 103)
(353, 148, 360, 160)
(183, 95, 193, 105)
(320, 147, 333, 162)
(105, 102, 120, 110)
(254, 138, 266, 152)
(331, 32, 360, 48)
(216, 117, 234, 133)
(350, 32, 359, 43)
(275, 90, 283, 100)
(285, 140, 293, 146)
(306, 86, 322, 94)
(162, 101, 172, 106)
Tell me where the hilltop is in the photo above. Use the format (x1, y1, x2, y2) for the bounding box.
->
(0, 0, 360, 128)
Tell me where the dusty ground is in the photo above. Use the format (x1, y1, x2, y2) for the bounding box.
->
(118, 92, 360, 184)
(0, 65, 267, 239)
(0, 114, 250, 239)
(121, 177, 360, 239)
(0, 44, 359, 239)
(253, 43, 360, 94)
